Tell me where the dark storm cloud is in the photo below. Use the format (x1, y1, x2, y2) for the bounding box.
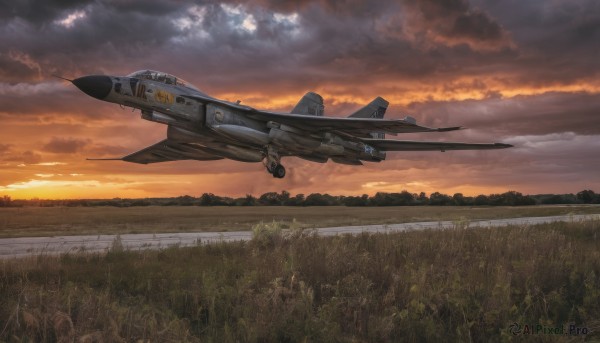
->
(2, 0, 598, 134)
(396, 0, 512, 50)
(1, 150, 42, 164)
(0, 0, 184, 82)
(0, 0, 181, 23)
(103, 0, 185, 16)
(0, 143, 11, 151)
(20, 151, 43, 164)
(473, 0, 600, 85)
(1, 0, 598, 119)
(406, 92, 600, 136)
(0, 0, 596, 92)
(0, 81, 126, 123)
(1, 82, 74, 112)
(0, 0, 92, 23)
(43, 137, 89, 153)
(0, 0, 511, 87)
(87, 143, 128, 156)
(155, 0, 517, 96)
(475, 0, 600, 49)
(451, 10, 504, 42)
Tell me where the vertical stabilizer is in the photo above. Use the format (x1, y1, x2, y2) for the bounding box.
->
(349, 96, 389, 138)
(348, 96, 389, 119)
(291, 92, 324, 116)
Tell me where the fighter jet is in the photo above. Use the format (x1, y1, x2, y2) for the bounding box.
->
(66, 70, 511, 178)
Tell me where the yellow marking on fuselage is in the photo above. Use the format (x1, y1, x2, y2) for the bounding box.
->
(154, 89, 174, 104)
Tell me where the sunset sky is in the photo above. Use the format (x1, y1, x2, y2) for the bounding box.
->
(1, 0, 599, 199)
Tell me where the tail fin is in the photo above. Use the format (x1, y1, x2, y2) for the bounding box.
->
(348, 96, 389, 119)
(349, 96, 389, 138)
(291, 92, 324, 116)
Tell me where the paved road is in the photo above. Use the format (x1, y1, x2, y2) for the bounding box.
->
(0, 214, 597, 259)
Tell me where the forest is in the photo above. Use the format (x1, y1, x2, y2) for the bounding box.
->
(1, 190, 599, 207)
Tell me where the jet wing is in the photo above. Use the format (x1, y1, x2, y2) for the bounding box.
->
(362, 139, 513, 152)
(246, 111, 461, 136)
(88, 139, 223, 164)
(180, 94, 459, 136)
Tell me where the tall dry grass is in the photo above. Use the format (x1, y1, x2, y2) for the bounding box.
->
(1, 219, 599, 342)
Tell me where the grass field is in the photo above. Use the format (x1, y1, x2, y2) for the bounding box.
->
(1, 219, 599, 342)
(0, 205, 599, 238)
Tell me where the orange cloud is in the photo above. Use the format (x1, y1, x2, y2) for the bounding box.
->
(2, 0, 600, 199)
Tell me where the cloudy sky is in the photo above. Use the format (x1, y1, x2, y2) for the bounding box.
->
(1, 0, 599, 199)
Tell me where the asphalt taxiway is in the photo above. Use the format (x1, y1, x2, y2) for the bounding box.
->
(0, 214, 596, 259)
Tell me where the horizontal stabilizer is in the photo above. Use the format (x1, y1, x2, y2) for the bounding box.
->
(362, 139, 513, 152)
(247, 111, 459, 137)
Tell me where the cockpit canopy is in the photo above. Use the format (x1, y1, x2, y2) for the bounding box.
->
(127, 70, 199, 91)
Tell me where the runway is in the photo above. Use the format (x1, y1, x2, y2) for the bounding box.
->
(0, 214, 597, 259)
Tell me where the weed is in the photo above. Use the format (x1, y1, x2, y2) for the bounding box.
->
(251, 221, 283, 249)
(0, 220, 599, 341)
(110, 234, 124, 253)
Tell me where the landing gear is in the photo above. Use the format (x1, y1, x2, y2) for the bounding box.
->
(264, 145, 286, 178)
(272, 164, 286, 178)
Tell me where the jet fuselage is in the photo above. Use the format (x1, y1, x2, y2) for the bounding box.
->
(70, 70, 511, 178)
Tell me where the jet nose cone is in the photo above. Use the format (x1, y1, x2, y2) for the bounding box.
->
(72, 75, 112, 100)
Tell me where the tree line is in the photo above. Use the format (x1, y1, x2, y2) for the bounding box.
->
(1, 190, 599, 207)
